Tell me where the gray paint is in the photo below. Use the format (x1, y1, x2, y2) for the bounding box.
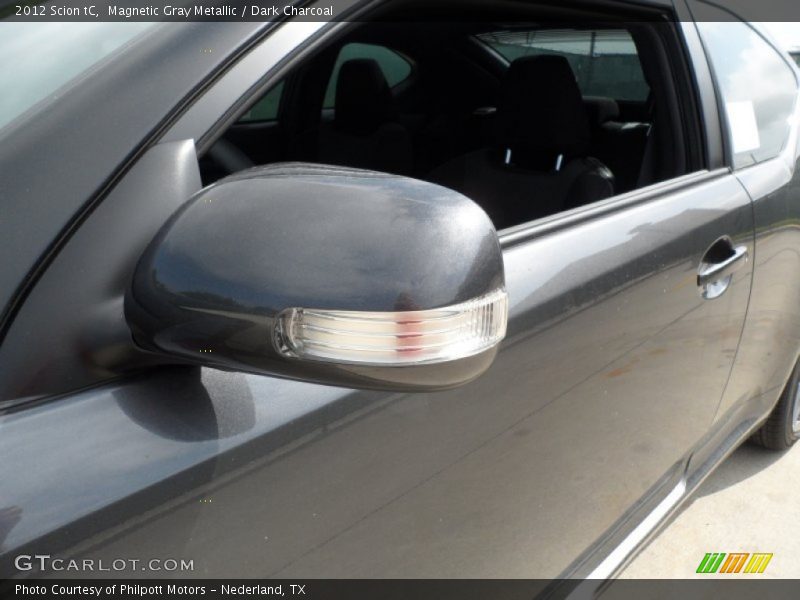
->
(0, 140, 202, 404)
(0, 22, 267, 346)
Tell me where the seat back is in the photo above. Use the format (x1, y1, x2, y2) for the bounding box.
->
(429, 55, 614, 228)
(318, 58, 412, 175)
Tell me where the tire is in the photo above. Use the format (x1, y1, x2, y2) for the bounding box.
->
(751, 358, 800, 450)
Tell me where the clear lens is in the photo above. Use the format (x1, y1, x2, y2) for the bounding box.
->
(275, 289, 508, 366)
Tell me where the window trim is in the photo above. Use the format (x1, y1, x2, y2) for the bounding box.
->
(674, 17, 724, 172)
(493, 19, 711, 239)
(162, 15, 363, 153)
(499, 169, 724, 249)
(163, 0, 711, 241)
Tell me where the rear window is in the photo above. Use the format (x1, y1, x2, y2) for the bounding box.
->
(478, 29, 649, 102)
(697, 21, 798, 168)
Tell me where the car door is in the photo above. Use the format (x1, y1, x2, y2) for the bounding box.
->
(0, 8, 754, 585)
(687, 9, 800, 457)
(0, 174, 755, 580)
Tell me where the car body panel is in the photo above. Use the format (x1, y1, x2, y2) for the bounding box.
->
(1, 164, 754, 578)
(715, 159, 800, 426)
(0, 140, 202, 405)
(0, 22, 267, 345)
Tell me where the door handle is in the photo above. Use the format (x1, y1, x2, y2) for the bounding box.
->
(697, 240, 748, 299)
(697, 245, 748, 285)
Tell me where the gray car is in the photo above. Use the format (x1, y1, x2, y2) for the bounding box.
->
(1, 0, 800, 591)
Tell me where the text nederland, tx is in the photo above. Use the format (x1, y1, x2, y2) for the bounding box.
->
(15, 583, 307, 596)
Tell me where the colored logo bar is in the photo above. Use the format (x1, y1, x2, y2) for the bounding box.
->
(696, 552, 773, 574)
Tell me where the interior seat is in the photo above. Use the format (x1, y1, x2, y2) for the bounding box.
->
(582, 95, 651, 193)
(584, 95, 622, 129)
(317, 58, 413, 175)
(428, 55, 614, 229)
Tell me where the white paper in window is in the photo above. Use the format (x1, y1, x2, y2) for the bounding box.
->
(726, 101, 761, 153)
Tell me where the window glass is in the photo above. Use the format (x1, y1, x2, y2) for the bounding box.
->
(478, 29, 649, 101)
(324, 43, 412, 108)
(697, 22, 797, 169)
(238, 81, 285, 123)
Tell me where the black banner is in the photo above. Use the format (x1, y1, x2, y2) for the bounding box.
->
(2, 0, 800, 22)
(3, 579, 800, 600)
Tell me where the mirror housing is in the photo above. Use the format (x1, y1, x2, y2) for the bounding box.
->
(125, 163, 507, 391)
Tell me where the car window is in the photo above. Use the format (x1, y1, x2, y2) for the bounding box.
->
(478, 29, 650, 102)
(0, 22, 155, 133)
(323, 42, 412, 108)
(238, 80, 285, 123)
(697, 22, 798, 169)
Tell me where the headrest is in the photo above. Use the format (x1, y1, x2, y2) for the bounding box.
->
(334, 58, 392, 135)
(583, 96, 620, 126)
(495, 55, 591, 159)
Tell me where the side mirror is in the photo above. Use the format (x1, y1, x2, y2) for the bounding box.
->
(125, 163, 507, 391)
